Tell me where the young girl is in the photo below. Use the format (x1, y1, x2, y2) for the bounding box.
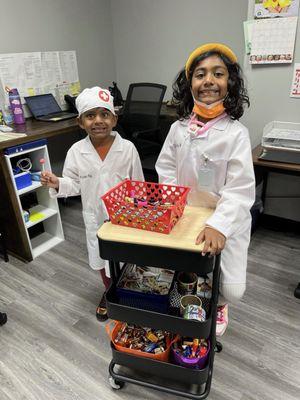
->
(41, 87, 144, 321)
(156, 43, 255, 336)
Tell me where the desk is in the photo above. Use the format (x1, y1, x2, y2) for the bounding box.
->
(253, 145, 300, 297)
(252, 144, 300, 207)
(0, 118, 79, 151)
(160, 103, 177, 120)
(0, 118, 80, 261)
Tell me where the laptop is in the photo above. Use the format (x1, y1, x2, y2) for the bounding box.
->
(24, 93, 78, 122)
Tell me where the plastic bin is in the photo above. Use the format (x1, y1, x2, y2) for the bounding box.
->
(106, 320, 178, 362)
(172, 339, 210, 370)
(14, 172, 32, 190)
(101, 179, 190, 234)
(116, 264, 175, 313)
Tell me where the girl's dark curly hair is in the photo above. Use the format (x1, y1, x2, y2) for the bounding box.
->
(173, 51, 250, 120)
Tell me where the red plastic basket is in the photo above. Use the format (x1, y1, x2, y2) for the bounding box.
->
(101, 180, 190, 234)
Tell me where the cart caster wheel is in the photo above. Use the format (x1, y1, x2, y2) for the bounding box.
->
(109, 376, 125, 390)
(215, 341, 223, 353)
(294, 283, 300, 299)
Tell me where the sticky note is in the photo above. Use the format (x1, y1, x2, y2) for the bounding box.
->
(29, 212, 45, 222)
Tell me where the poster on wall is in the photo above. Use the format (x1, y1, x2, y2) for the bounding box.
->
(249, 16, 298, 64)
(290, 63, 300, 97)
(254, 0, 300, 18)
(244, 20, 254, 54)
(0, 50, 81, 109)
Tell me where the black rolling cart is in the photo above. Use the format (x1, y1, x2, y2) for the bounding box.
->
(98, 206, 222, 399)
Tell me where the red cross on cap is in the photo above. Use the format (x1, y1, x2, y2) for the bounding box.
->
(99, 90, 109, 102)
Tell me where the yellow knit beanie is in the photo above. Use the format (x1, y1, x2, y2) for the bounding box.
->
(185, 43, 238, 78)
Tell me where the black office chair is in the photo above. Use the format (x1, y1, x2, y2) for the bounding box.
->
(119, 83, 167, 181)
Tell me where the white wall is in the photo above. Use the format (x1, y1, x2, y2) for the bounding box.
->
(0, 0, 116, 89)
(110, 0, 248, 100)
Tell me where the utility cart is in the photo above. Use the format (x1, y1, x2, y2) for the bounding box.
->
(98, 205, 222, 399)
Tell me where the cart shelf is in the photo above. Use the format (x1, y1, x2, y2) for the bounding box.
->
(106, 282, 212, 338)
(111, 343, 210, 385)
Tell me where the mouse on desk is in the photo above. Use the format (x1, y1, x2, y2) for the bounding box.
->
(0, 125, 14, 132)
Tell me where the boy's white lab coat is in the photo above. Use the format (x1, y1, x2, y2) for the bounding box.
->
(156, 117, 255, 286)
(50, 132, 144, 275)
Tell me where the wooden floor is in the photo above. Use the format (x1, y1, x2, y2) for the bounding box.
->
(0, 197, 299, 400)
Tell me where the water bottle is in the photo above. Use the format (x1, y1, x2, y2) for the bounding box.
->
(6, 87, 25, 124)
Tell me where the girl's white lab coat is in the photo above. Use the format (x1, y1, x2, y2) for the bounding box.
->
(156, 117, 255, 286)
(50, 132, 144, 275)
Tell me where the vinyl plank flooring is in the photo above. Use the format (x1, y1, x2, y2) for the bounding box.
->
(0, 198, 300, 400)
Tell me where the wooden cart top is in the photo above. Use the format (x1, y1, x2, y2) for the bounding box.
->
(97, 205, 214, 252)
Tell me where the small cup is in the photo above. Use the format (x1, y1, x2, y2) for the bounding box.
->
(177, 272, 198, 295)
(180, 295, 202, 316)
(183, 304, 206, 322)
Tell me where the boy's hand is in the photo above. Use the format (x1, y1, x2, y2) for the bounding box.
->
(195, 226, 226, 256)
(41, 171, 59, 190)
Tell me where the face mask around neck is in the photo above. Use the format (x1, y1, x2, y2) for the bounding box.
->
(193, 98, 224, 109)
(192, 94, 226, 119)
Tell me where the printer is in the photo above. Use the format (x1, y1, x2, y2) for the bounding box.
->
(259, 121, 300, 164)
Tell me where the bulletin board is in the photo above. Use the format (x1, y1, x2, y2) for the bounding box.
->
(0, 50, 81, 108)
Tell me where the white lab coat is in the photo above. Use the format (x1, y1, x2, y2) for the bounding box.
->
(156, 116, 255, 286)
(50, 132, 144, 275)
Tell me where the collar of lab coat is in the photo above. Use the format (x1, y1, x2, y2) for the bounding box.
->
(211, 115, 230, 131)
(81, 131, 124, 154)
(180, 115, 230, 137)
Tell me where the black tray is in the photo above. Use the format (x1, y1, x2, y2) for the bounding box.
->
(99, 238, 214, 273)
(111, 343, 210, 385)
(106, 283, 212, 338)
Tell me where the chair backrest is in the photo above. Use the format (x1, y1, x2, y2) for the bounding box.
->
(122, 83, 167, 133)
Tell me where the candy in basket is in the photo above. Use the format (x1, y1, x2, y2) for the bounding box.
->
(101, 179, 190, 233)
(116, 264, 175, 313)
(118, 264, 175, 295)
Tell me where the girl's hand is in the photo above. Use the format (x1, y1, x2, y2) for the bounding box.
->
(195, 226, 226, 256)
(40, 171, 59, 189)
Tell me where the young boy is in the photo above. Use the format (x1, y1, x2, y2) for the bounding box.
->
(41, 86, 144, 321)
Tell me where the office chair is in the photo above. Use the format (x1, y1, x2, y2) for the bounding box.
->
(119, 83, 167, 181)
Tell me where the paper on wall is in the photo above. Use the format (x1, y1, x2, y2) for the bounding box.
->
(290, 63, 300, 97)
(249, 16, 298, 64)
(0, 50, 81, 107)
(254, 0, 300, 18)
(244, 20, 255, 55)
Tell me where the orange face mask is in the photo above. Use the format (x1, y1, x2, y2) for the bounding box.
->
(193, 101, 225, 119)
